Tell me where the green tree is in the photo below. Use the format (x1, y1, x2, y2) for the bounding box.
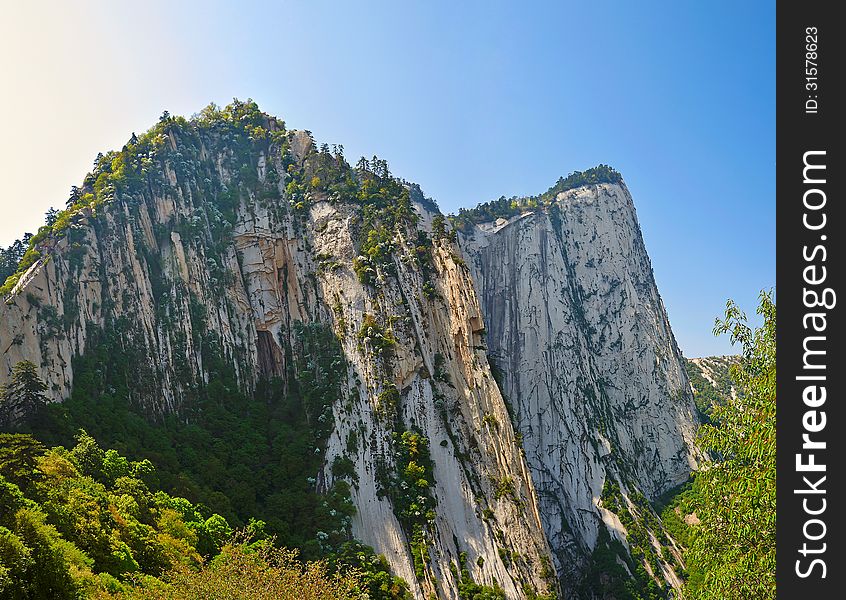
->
(2, 506, 90, 600)
(685, 290, 775, 599)
(67, 430, 105, 480)
(44, 208, 60, 227)
(102, 449, 131, 484)
(116, 537, 361, 600)
(202, 514, 233, 555)
(0, 526, 34, 595)
(0, 238, 28, 284)
(0, 434, 46, 490)
(330, 540, 412, 600)
(0, 361, 48, 425)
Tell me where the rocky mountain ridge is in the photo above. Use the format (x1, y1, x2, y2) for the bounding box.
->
(0, 102, 699, 598)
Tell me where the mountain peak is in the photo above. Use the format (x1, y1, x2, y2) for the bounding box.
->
(0, 102, 696, 598)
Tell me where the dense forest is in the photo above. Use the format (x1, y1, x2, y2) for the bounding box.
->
(0, 326, 413, 598)
(0, 430, 401, 599)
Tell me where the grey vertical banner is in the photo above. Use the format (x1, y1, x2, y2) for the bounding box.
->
(777, 1, 844, 597)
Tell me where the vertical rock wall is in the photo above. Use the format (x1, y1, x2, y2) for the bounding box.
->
(463, 183, 700, 591)
(0, 124, 555, 598)
(0, 104, 700, 597)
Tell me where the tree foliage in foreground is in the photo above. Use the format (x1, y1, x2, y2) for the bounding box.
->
(684, 290, 776, 599)
(0, 432, 394, 599)
(113, 536, 360, 600)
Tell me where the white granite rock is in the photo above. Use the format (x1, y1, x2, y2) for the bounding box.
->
(463, 182, 701, 593)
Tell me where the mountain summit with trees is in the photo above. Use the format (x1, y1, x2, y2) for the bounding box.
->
(0, 101, 773, 599)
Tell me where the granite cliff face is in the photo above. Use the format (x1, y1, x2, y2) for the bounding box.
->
(462, 183, 700, 593)
(0, 103, 699, 598)
(0, 105, 554, 598)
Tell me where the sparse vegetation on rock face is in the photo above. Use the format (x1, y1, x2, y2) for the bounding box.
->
(449, 164, 622, 233)
(685, 355, 740, 421)
(0, 99, 737, 599)
(0, 100, 560, 598)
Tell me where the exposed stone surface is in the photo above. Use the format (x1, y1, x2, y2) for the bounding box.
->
(462, 182, 701, 592)
(0, 109, 700, 596)
(0, 123, 554, 598)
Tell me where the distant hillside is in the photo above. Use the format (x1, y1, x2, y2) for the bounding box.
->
(684, 356, 740, 420)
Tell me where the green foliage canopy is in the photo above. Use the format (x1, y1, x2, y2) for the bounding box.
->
(684, 291, 776, 599)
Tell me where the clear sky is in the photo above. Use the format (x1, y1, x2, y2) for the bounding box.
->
(0, 0, 774, 357)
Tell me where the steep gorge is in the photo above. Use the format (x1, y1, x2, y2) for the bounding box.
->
(0, 102, 699, 599)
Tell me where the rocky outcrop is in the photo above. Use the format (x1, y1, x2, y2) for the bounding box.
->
(0, 103, 700, 597)
(462, 182, 701, 593)
(0, 109, 554, 598)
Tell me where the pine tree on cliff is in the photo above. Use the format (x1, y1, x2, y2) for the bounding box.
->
(0, 360, 48, 425)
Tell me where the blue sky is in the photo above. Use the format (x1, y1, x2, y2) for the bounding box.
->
(0, 1, 774, 357)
